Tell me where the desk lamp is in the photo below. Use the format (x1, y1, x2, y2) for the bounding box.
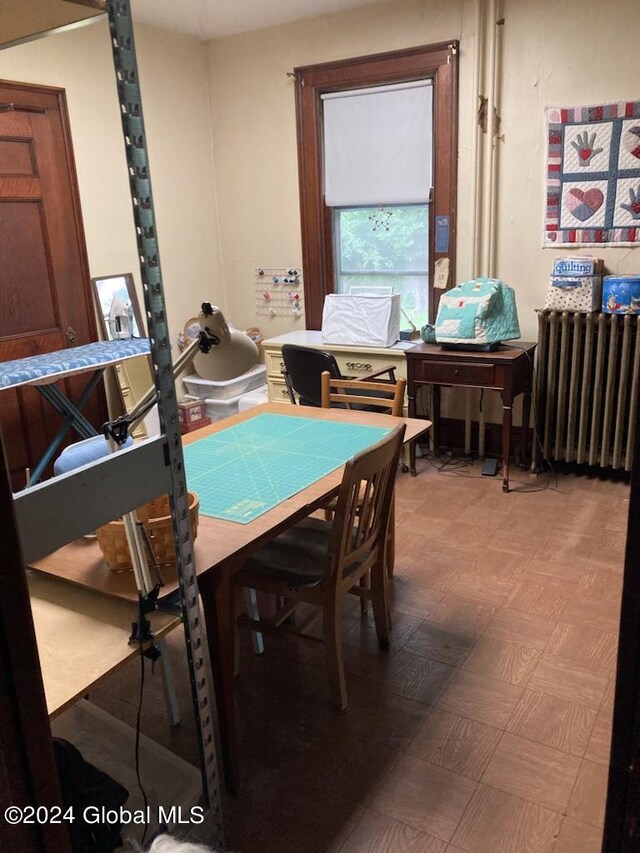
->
(103, 303, 257, 638)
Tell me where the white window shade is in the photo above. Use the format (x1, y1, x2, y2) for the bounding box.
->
(322, 81, 432, 208)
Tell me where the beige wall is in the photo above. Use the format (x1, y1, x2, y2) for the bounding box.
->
(2, 0, 636, 358)
(0, 18, 222, 348)
(206, 0, 639, 342)
(498, 0, 639, 337)
(206, 0, 470, 338)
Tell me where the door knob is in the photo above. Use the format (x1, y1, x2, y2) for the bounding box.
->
(65, 326, 78, 346)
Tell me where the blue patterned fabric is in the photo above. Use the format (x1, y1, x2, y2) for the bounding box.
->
(0, 339, 150, 390)
(435, 279, 520, 345)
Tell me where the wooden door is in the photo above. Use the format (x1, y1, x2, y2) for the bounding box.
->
(0, 426, 71, 852)
(0, 79, 105, 489)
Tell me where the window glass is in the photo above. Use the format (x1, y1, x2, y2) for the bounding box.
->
(334, 205, 429, 327)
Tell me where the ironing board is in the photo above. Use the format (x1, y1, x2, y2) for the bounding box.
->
(0, 338, 150, 483)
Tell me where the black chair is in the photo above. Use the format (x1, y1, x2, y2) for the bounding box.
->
(281, 344, 397, 408)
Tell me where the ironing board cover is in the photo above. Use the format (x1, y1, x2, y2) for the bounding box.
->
(0, 339, 151, 390)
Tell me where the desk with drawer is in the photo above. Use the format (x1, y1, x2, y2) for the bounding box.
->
(405, 342, 536, 492)
(262, 330, 412, 404)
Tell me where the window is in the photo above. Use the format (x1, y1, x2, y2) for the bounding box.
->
(334, 205, 430, 327)
(321, 79, 432, 327)
(295, 42, 458, 330)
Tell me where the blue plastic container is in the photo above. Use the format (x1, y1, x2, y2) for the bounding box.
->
(602, 275, 640, 314)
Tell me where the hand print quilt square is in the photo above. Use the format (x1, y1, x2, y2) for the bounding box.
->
(544, 101, 640, 247)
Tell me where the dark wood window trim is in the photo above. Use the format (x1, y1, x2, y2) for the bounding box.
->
(295, 41, 458, 329)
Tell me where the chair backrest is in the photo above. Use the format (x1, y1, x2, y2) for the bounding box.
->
(281, 344, 342, 406)
(320, 371, 406, 417)
(328, 423, 405, 586)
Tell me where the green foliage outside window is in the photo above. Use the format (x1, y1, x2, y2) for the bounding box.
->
(335, 205, 430, 325)
(338, 206, 428, 272)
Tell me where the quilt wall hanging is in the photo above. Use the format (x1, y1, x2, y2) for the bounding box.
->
(544, 101, 640, 247)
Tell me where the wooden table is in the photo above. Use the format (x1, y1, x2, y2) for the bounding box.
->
(29, 572, 180, 718)
(405, 343, 536, 492)
(29, 403, 431, 793)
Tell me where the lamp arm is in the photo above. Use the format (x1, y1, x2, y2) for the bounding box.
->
(103, 335, 202, 442)
(128, 335, 202, 430)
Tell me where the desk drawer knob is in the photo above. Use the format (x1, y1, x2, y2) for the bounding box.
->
(454, 368, 459, 376)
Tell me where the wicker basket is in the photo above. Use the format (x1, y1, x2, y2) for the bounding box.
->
(96, 492, 199, 572)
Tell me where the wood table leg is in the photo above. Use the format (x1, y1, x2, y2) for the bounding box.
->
(407, 390, 417, 475)
(521, 391, 532, 469)
(198, 567, 239, 796)
(502, 403, 513, 493)
(432, 384, 441, 457)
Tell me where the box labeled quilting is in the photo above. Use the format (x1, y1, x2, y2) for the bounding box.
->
(552, 256, 603, 277)
(544, 275, 602, 312)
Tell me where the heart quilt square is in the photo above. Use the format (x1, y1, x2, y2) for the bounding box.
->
(565, 187, 604, 222)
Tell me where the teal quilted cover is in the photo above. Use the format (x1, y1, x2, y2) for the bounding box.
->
(435, 278, 520, 345)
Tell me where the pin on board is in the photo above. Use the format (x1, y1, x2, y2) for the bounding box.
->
(255, 267, 304, 316)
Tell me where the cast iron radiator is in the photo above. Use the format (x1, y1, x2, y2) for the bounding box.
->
(532, 310, 640, 472)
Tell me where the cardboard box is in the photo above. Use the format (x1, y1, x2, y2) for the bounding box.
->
(178, 399, 206, 426)
(179, 415, 212, 434)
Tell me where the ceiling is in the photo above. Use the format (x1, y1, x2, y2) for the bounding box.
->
(131, 0, 384, 40)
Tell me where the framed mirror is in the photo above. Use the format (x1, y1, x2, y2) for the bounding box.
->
(91, 272, 145, 340)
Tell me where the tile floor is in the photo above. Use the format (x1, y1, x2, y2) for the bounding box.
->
(92, 457, 628, 853)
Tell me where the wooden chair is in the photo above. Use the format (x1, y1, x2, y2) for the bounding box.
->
(320, 370, 405, 582)
(234, 424, 406, 710)
(320, 371, 406, 417)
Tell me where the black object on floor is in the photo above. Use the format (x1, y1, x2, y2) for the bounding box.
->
(481, 457, 499, 476)
(54, 737, 129, 852)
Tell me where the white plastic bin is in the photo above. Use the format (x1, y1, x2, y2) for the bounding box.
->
(237, 386, 269, 412)
(204, 394, 243, 421)
(182, 363, 267, 400)
(184, 383, 268, 422)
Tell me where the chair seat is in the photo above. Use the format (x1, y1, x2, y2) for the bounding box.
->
(240, 517, 330, 587)
(239, 517, 369, 588)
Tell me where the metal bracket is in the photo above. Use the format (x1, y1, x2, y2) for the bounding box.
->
(107, 0, 223, 844)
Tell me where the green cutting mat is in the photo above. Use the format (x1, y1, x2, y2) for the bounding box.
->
(183, 412, 391, 524)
